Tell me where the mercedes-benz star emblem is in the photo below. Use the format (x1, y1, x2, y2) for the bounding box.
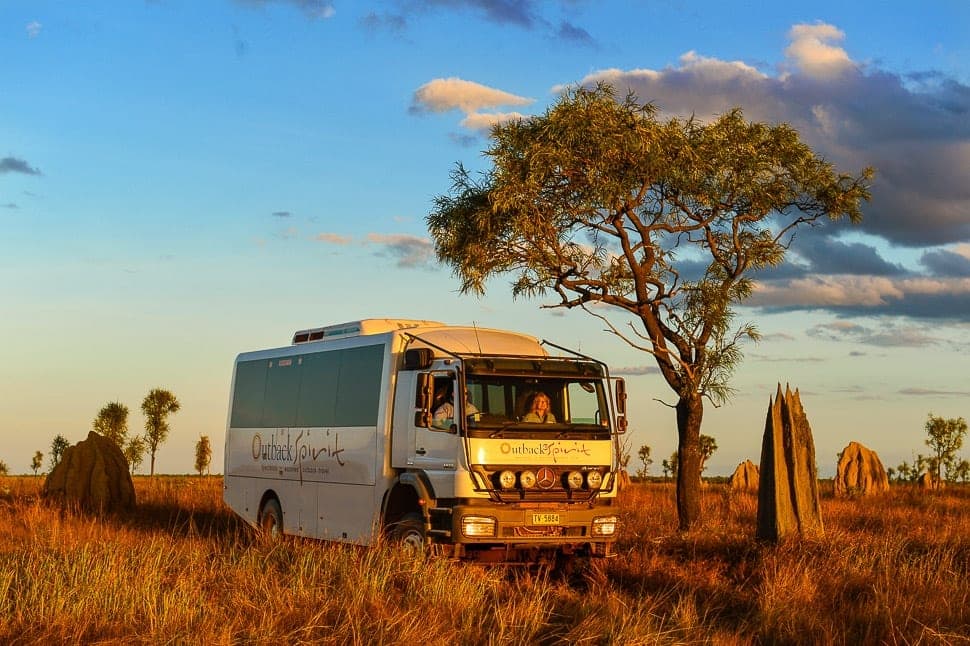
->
(536, 467, 556, 489)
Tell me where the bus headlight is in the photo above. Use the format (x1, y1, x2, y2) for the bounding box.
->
(519, 470, 537, 489)
(586, 471, 603, 489)
(591, 515, 618, 536)
(498, 470, 516, 490)
(462, 515, 496, 537)
(566, 471, 584, 489)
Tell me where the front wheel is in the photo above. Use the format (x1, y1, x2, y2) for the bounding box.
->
(259, 498, 284, 541)
(390, 512, 426, 556)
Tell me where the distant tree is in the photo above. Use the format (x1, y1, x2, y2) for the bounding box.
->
(141, 388, 181, 476)
(0, 460, 8, 476)
(636, 445, 653, 479)
(93, 401, 129, 448)
(124, 435, 146, 475)
(663, 451, 679, 482)
(49, 434, 69, 471)
(699, 434, 718, 473)
(30, 451, 43, 476)
(427, 84, 872, 530)
(924, 413, 968, 483)
(955, 459, 970, 484)
(195, 435, 212, 477)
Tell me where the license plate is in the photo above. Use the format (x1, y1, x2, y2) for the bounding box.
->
(532, 513, 560, 525)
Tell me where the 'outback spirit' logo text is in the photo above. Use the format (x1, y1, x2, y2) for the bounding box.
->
(499, 441, 592, 464)
(252, 429, 346, 467)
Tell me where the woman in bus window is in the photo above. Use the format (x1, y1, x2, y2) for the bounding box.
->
(523, 392, 556, 423)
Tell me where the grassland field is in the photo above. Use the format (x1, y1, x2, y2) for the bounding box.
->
(0, 475, 967, 645)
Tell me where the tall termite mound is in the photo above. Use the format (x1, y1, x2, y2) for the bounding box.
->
(757, 384, 823, 541)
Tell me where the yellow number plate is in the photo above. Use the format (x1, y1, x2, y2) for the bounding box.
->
(532, 513, 560, 525)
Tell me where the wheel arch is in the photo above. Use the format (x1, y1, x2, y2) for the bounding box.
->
(381, 472, 435, 528)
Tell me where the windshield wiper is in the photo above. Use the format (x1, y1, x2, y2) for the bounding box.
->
(488, 422, 519, 438)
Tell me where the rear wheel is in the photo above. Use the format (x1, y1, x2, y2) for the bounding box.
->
(390, 512, 426, 556)
(259, 498, 284, 540)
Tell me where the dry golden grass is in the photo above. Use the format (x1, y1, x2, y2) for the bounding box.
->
(0, 476, 967, 645)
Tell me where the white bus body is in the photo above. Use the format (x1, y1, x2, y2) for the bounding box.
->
(223, 319, 626, 563)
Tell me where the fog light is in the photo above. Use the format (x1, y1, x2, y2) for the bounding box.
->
(519, 470, 537, 489)
(591, 515, 618, 536)
(586, 471, 603, 489)
(462, 515, 496, 537)
(498, 470, 516, 489)
(566, 471, 584, 489)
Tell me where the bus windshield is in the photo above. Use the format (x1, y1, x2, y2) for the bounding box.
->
(464, 374, 611, 435)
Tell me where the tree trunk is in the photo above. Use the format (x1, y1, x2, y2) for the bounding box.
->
(150, 451, 156, 477)
(675, 393, 704, 531)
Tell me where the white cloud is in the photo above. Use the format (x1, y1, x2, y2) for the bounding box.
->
(411, 78, 533, 115)
(784, 23, 854, 79)
(459, 111, 528, 132)
(26, 21, 41, 38)
(315, 233, 352, 245)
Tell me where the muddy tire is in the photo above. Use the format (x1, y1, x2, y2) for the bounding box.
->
(259, 498, 284, 541)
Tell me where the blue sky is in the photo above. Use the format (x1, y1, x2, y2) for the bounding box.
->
(1, 1, 968, 475)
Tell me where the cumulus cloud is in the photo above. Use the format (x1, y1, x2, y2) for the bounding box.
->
(783, 23, 854, 79)
(411, 78, 535, 135)
(26, 21, 42, 38)
(568, 21, 970, 247)
(411, 78, 533, 115)
(459, 111, 528, 132)
(0, 156, 42, 176)
(365, 233, 435, 268)
(920, 247, 970, 277)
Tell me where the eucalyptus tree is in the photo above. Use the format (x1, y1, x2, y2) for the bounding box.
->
(141, 388, 181, 476)
(428, 84, 872, 529)
(93, 401, 129, 448)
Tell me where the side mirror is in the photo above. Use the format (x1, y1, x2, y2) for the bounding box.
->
(615, 378, 627, 415)
(414, 373, 433, 428)
(615, 378, 628, 434)
(404, 348, 434, 370)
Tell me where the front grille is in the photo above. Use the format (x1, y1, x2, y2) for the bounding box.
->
(503, 526, 585, 538)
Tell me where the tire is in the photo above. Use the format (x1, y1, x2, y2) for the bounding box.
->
(390, 512, 426, 555)
(259, 498, 284, 541)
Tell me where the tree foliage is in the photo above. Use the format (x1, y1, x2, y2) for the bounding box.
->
(124, 435, 147, 475)
(31, 451, 43, 476)
(636, 444, 653, 479)
(0, 460, 8, 476)
(49, 434, 69, 471)
(924, 413, 967, 483)
(699, 434, 718, 473)
(93, 401, 129, 448)
(141, 388, 181, 476)
(195, 435, 212, 477)
(428, 84, 872, 529)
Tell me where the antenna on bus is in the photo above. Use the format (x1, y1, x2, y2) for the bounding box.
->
(472, 320, 483, 354)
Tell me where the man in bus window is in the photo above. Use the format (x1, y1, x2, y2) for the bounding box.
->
(433, 383, 479, 427)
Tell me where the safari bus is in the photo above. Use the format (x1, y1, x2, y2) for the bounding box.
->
(223, 319, 627, 564)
